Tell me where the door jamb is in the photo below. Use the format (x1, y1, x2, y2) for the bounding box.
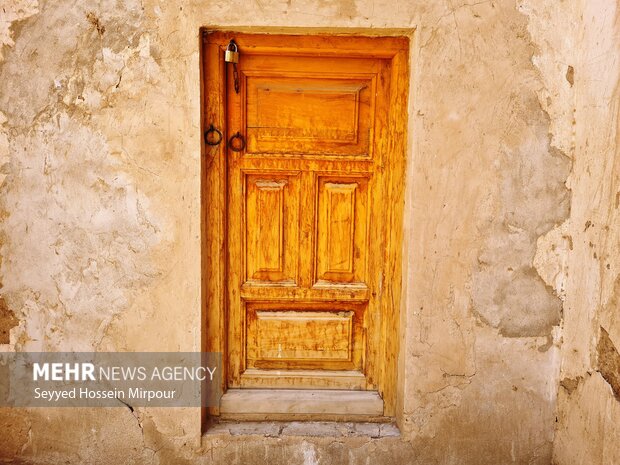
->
(200, 30, 410, 427)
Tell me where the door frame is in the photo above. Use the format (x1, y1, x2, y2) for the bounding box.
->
(201, 30, 410, 419)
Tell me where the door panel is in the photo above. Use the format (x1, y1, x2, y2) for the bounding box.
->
(315, 176, 369, 285)
(255, 311, 353, 361)
(245, 75, 375, 156)
(245, 301, 365, 372)
(244, 172, 300, 284)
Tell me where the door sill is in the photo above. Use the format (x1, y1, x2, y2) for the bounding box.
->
(204, 420, 400, 438)
(219, 389, 384, 417)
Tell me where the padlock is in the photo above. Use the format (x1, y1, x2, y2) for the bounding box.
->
(225, 40, 239, 64)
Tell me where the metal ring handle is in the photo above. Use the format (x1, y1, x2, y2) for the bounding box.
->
(228, 132, 246, 152)
(204, 124, 223, 146)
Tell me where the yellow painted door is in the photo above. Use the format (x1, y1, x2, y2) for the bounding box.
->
(223, 34, 400, 392)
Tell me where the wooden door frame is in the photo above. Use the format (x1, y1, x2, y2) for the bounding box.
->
(201, 30, 409, 420)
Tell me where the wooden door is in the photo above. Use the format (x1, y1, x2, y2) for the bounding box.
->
(203, 33, 408, 414)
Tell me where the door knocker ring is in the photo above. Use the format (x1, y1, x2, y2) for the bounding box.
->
(229, 132, 246, 152)
(204, 124, 223, 146)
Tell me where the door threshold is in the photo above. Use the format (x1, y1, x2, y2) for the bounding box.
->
(205, 420, 401, 438)
(219, 389, 384, 417)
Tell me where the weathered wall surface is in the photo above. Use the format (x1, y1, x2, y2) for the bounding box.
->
(0, 0, 589, 464)
(548, 1, 620, 464)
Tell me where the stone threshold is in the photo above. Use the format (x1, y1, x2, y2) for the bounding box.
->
(220, 389, 384, 416)
(205, 421, 401, 438)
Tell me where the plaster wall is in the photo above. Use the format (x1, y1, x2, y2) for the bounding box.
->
(549, 1, 620, 464)
(0, 0, 606, 464)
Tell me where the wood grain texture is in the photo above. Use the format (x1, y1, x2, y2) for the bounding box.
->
(255, 311, 352, 360)
(245, 173, 300, 283)
(245, 75, 374, 156)
(316, 177, 369, 284)
(245, 301, 364, 372)
(238, 368, 367, 390)
(201, 36, 227, 419)
(202, 32, 408, 418)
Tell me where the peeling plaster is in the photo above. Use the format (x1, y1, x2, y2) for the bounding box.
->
(0, 296, 18, 344)
(470, 8, 572, 337)
(548, 0, 620, 463)
(0, 0, 39, 61)
(596, 327, 620, 401)
(0, 114, 161, 351)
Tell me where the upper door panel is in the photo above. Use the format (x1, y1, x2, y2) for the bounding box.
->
(240, 55, 383, 158)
